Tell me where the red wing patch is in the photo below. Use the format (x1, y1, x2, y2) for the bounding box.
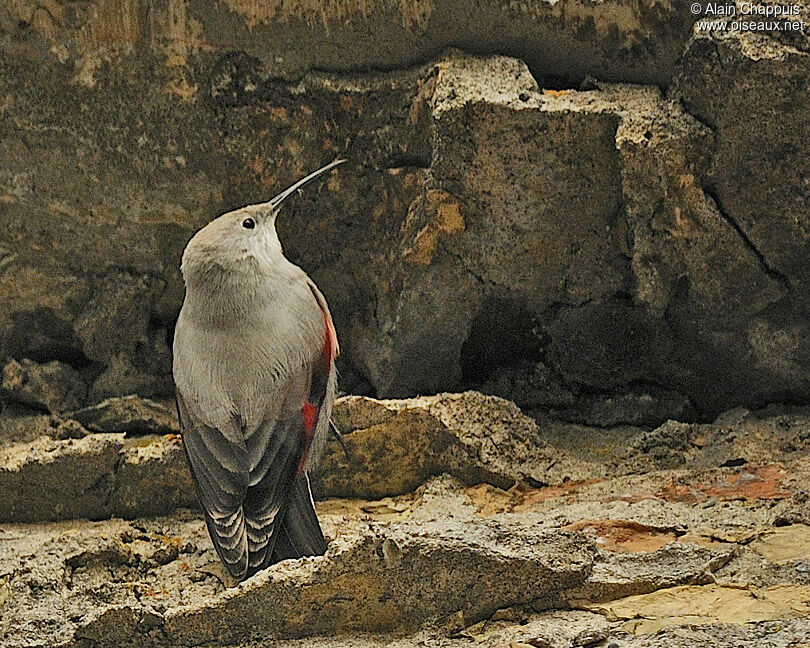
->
(302, 401, 318, 431)
(297, 284, 338, 477)
(297, 401, 319, 477)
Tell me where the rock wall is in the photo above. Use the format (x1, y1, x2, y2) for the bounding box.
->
(1, 1, 810, 422)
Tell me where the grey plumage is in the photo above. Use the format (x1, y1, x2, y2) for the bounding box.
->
(172, 160, 343, 579)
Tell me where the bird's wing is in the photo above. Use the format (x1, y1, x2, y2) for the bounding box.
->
(271, 472, 327, 563)
(242, 286, 338, 573)
(175, 391, 251, 578)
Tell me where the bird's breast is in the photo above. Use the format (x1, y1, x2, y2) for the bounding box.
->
(173, 281, 324, 432)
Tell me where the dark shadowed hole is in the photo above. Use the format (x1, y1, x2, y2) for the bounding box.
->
(335, 358, 376, 397)
(460, 298, 544, 384)
(8, 309, 91, 368)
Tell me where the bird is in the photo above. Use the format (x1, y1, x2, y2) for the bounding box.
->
(172, 159, 344, 580)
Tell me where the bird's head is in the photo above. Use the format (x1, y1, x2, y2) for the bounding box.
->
(181, 159, 344, 284)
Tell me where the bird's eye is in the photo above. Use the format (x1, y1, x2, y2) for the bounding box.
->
(242, 218, 256, 229)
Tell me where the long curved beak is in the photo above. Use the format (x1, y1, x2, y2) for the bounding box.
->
(267, 159, 346, 212)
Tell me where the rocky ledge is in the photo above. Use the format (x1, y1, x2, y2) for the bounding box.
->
(1, 391, 809, 647)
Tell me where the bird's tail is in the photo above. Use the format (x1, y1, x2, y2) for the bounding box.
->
(270, 473, 328, 563)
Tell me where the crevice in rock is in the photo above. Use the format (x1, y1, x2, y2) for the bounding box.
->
(703, 186, 791, 291)
(676, 95, 719, 133)
(438, 244, 489, 288)
(101, 453, 126, 517)
(544, 381, 702, 429)
(383, 156, 431, 171)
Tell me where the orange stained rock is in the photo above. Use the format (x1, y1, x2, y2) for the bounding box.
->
(564, 519, 677, 553)
(657, 464, 791, 503)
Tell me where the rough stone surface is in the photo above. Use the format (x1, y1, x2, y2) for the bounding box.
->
(355, 54, 631, 397)
(318, 391, 605, 498)
(69, 395, 178, 435)
(0, 510, 594, 648)
(677, 18, 810, 297)
(0, 432, 195, 522)
(609, 621, 810, 647)
(585, 583, 810, 635)
(0, 405, 90, 445)
(565, 542, 736, 604)
(0, 392, 601, 520)
(166, 520, 593, 645)
(457, 609, 611, 648)
(670, 15, 810, 413)
(0, 0, 697, 89)
(1, 358, 87, 413)
(1, 394, 809, 647)
(4, 393, 810, 524)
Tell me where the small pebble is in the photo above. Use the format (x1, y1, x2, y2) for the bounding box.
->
(152, 545, 179, 565)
